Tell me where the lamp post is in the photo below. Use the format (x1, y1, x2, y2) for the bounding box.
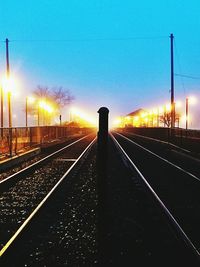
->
(0, 86, 3, 127)
(185, 96, 197, 130)
(26, 97, 28, 127)
(6, 38, 12, 128)
(0, 86, 3, 136)
(26, 97, 35, 127)
(38, 104, 40, 126)
(186, 97, 189, 130)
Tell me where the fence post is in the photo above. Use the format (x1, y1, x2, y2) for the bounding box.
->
(97, 107, 109, 265)
(9, 128, 12, 157)
(97, 107, 109, 158)
(14, 128, 17, 155)
(29, 127, 32, 147)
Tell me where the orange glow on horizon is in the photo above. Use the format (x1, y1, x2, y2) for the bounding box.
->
(70, 107, 97, 127)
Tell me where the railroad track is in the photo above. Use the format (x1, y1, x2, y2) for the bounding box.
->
(1, 129, 200, 266)
(117, 130, 200, 177)
(111, 131, 200, 265)
(0, 133, 96, 265)
(0, 132, 95, 181)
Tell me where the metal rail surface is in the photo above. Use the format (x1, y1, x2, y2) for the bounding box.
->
(111, 133, 200, 261)
(0, 134, 93, 187)
(122, 131, 191, 153)
(0, 137, 96, 258)
(115, 132, 200, 182)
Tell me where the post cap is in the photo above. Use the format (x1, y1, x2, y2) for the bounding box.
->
(98, 107, 109, 114)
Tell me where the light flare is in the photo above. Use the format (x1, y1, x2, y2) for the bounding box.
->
(70, 107, 97, 127)
(1, 75, 20, 95)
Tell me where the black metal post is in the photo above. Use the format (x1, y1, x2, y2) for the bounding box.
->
(97, 107, 109, 266)
(59, 114, 62, 126)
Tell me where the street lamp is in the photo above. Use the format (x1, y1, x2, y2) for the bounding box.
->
(38, 100, 54, 126)
(1, 77, 12, 127)
(185, 96, 197, 130)
(4, 38, 13, 128)
(26, 96, 35, 127)
(1, 76, 19, 128)
(174, 100, 182, 128)
(0, 86, 3, 132)
(185, 97, 189, 130)
(0, 86, 4, 138)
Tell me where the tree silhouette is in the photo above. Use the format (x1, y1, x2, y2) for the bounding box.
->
(52, 86, 74, 108)
(34, 85, 51, 99)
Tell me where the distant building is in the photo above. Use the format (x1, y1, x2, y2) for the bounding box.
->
(123, 108, 147, 127)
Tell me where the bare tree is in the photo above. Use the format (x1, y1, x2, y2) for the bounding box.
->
(52, 86, 74, 108)
(31, 85, 75, 125)
(160, 111, 171, 127)
(34, 85, 51, 99)
(160, 112, 180, 128)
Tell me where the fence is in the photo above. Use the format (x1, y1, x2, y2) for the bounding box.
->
(0, 126, 94, 158)
(119, 127, 200, 153)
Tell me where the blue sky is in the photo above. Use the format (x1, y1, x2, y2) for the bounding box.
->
(0, 0, 200, 127)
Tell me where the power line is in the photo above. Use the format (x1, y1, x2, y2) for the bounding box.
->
(175, 73, 200, 80)
(0, 36, 168, 43)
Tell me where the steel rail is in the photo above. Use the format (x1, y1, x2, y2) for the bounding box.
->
(0, 133, 93, 186)
(111, 133, 200, 260)
(0, 137, 96, 257)
(122, 131, 191, 153)
(115, 132, 200, 182)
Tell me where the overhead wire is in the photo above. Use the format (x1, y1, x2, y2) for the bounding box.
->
(174, 73, 200, 80)
(0, 35, 168, 43)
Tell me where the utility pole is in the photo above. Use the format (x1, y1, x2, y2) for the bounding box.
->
(170, 33, 175, 128)
(6, 38, 12, 128)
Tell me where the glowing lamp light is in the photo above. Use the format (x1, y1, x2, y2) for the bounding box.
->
(1, 76, 19, 94)
(165, 103, 171, 112)
(175, 100, 182, 108)
(113, 117, 122, 126)
(70, 107, 97, 127)
(27, 96, 35, 104)
(188, 96, 197, 105)
(141, 112, 147, 118)
(152, 108, 157, 114)
(159, 106, 164, 113)
(181, 114, 191, 124)
(39, 100, 54, 113)
(46, 105, 53, 113)
(126, 116, 131, 121)
(39, 100, 46, 109)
